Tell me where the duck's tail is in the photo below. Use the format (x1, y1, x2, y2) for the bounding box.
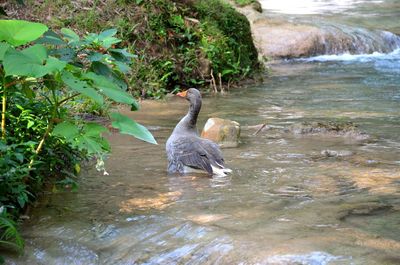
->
(211, 164, 232, 176)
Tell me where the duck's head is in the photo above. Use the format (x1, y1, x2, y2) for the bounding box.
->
(177, 88, 201, 103)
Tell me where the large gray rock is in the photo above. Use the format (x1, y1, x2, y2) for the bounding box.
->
(201, 118, 240, 148)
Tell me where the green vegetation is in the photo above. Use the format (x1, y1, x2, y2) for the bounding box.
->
(233, 0, 256, 6)
(0, 0, 260, 255)
(0, 19, 156, 254)
(4, 0, 260, 98)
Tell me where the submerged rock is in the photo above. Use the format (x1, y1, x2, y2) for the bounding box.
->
(201, 118, 240, 148)
(321, 149, 354, 158)
(338, 202, 394, 221)
(287, 121, 370, 140)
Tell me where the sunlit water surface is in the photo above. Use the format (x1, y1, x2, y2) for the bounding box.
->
(260, 0, 400, 34)
(5, 1, 400, 265)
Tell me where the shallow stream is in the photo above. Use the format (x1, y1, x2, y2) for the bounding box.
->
(5, 1, 400, 264)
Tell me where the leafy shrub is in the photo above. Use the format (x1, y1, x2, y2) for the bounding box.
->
(0, 19, 156, 252)
(3, 0, 260, 97)
(195, 0, 259, 81)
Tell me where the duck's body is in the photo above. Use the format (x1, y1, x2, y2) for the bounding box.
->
(166, 88, 231, 176)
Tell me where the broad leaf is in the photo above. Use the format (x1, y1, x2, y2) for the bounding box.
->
(101, 37, 121, 49)
(53, 121, 79, 140)
(49, 47, 75, 62)
(76, 123, 109, 154)
(61, 28, 80, 43)
(114, 61, 130, 73)
(61, 72, 104, 104)
(90, 61, 128, 90)
(3, 44, 67, 77)
(0, 41, 10, 61)
(83, 123, 108, 137)
(0, 20, 48, 46)
(75, 135, 109, 154)
(109, 48, 136, 63)
(53, 121, 110, 155)
(109, 48, 136, 58)
(84, 72, 138, 109)
(111, 112, 157, 144)
(87, 51, 104, 62)
(98, 29, 117, 40)
(36, 30, 65, 45)
(91, 61, 113, 75)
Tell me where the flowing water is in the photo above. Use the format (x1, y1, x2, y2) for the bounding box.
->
(5, 1, 400, 264)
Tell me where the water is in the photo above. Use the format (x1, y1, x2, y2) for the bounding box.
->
(5, 1, 400, 264)
(260, 0, 400, 34)
(259, 0, 400, 55)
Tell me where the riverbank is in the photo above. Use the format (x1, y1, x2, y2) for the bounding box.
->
(3, 0, 260, 97)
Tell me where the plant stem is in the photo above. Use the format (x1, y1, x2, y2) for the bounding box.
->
(28, 91, 59, 170)
(1, 87, 5, 140)
(59, 93, 80, 106)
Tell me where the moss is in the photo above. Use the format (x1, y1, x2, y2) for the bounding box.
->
(233, 0, 256, 7)
(195, 0, 259, 80)
(5, 0, 260, 97)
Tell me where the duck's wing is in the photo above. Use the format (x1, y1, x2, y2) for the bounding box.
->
(169, 136, 224, 174)
(198, 138, 225, 168)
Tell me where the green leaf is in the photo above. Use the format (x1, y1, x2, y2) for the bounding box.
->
(49, 47, 75, 62)
(110, 112, 157, 144)
(98, 29, 117, 40)
(0, 42, 10, 61)
(91, 61, 113, 75)
(83, 123, 107, 137)
(83, 33, 98, 43)
(36, 30, 65, 45)
(109, 48, 136, 62)
(100, 37, 121, 49)
(115, 61, 130, 73)
(61, 71, 104, 104)
(80, 123, 110, 154)
(87, 51, 104, 62)
(17, 193, 27, 208)
(76, 135, 109, 154)
(53, 121, 110, 155)
(61, 28, 80, 43)
(0, 20, 48, 46)
(27, 120, 34, 129)
(84, 72, 138, 109)
(3, 44, 67, 77)
(53, 121, 79, 140)
(90, 61, 128, 90)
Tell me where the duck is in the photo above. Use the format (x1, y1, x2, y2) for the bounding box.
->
(166, 88, 231, 176)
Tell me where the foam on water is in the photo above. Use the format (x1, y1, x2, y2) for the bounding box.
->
(260, 0, 384, 15)
(264, 251, 348, 265)
(299, 48, 400, 62)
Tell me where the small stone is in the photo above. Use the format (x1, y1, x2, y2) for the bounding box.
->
(201, 118, 240, 148)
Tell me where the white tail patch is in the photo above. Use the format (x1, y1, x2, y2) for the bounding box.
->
(182, 165, 232, 176)
(211, 165, 232, 176)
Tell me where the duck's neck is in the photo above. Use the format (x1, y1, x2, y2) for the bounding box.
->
(175, 98, 201, 134)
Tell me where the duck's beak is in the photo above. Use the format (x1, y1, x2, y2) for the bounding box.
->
(177, 90, 187, 98)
